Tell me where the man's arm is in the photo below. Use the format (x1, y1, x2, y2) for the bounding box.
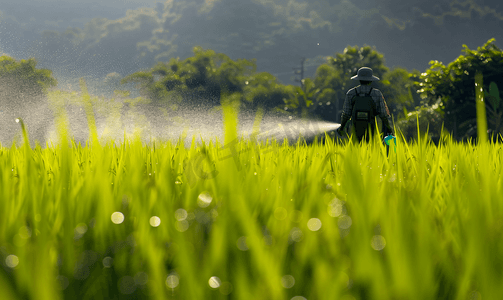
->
(338, 90, 355, 134)
(377, 92, 394, 135)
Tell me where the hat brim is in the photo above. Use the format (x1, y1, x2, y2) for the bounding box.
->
(351, 75, 380, 81)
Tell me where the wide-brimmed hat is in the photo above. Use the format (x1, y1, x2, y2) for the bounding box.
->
(351, 67, 380, 81)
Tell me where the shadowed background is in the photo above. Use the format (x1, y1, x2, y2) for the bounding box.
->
(1, 0, 502, 90)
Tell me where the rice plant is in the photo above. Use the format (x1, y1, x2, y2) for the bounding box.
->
(0, 90, 502, 300)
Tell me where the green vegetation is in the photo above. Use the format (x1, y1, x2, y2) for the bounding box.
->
(416, 38, 503, 141)
(1, 35, 503, 299)
(0, 55, 57, 98)
(2, 37, 503, 145)
(120, 38, 503, 145)
(1, 84, 503, 299)
(310, 45, 402, 122)
(0, 55, 58, 146)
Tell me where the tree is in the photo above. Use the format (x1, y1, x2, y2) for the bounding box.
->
(242, 72, 290, 111)
(122, 47, 289, 110)
(0, 56, 57, 97)
(484, 81, 502, 140)
(416, 38, 503, 141)
(395, 103, 445, 144)
(380, 67, 423, 120)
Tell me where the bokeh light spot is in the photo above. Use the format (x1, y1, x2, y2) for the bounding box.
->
(75, 223, 88, 235)
(307, 218, 322, 231)
(289, 227, 303, 242)
(166, 274, 179, 289)
(5, 255, 19, 268)
(208, 276, 221, 288)
(175, 209, 188, 221)
(19, 226, 32, 239)
(291, 296, 307, 300)
(328, 198, 343, 217)
(371, 235, 386, 251)
(198, 192, 213, 208)
(150, 216, 161, 227)
(274, 207, 287, 220)
(175, 220, 189, 232)
(469, 291, 482, 300)
(103, 256, 113, 268)
(236, 236, 249, 251)
(219, 281, 233, 295)
(134, 272, 149, 285)
(281, 275, 295, 288)
(338, 215, 352, 229)
(111, 212, 124, 224)
(118, 276, 136, 295)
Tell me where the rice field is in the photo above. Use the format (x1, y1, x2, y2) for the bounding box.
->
(0, 97, 502, 300)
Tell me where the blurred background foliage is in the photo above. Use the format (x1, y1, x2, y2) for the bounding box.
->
(0, 56, 57, 145)
(1, 38, 502, 144)
(416, 38, 503, 142)
(2, 0, 502, 92)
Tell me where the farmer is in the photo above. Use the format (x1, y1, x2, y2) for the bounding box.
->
(336, 67, 394, 143)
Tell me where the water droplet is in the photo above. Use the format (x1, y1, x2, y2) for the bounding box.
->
(166, 274, 180, 289)
(150, 216, 161, 227)
(281, 275, 295, 288)
(15, 118, 19, 123)
(371, 235, 386, 250)
(197, 192, 212, 208)
(307, 218, 322, 231)
(236, 236, 249, 251)
(175, 209, 188, 221)
(5, 255, 19, 268)
(111, 212, 125, 224)
(209, 276, 221, 288)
